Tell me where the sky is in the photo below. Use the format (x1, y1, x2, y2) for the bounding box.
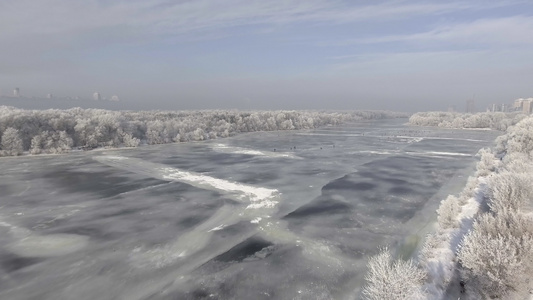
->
(1, 0, 533, 112)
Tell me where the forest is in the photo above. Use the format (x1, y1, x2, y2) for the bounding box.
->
(0, 106, 406, 157)
(409, 111, 527, 131)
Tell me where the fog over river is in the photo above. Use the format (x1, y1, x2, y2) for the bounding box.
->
(0, 119, 500, 299)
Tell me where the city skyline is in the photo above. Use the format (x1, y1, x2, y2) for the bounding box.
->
(0, 86, 119, 102)
(2, 85, 532, 113)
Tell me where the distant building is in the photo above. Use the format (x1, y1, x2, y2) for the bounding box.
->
(110, 95, 120, 102)
(513, 98, 524, 109)
(466, 99, 475, 113)
(513, 98, 533, 114)
(522, 98, 533, 114)
(488, 103, 507, 112)
(13, 88, 20, 97)
(93, 92, 101, 101)
(46, 93, 53, 99)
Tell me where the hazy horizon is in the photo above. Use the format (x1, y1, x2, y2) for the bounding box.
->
(1, 0, 533, 112)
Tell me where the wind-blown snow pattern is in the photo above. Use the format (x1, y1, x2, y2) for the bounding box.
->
(93, 154, 357, 299)
(94, 155, 280, 210)
(405, 151, 472, 158)
(211, 143, 300, 159)
(0, 211, 89, 258)
(94, 155, 285, 271)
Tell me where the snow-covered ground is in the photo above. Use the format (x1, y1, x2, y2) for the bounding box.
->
(0, 119, 499, 299)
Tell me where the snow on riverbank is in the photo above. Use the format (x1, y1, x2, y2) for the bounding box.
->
(420, 176, 490, 299)
(364, 114, 533, 299)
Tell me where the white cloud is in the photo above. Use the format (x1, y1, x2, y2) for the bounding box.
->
(351, 15, 533, 46)
(0, 0, 491, 41)
(327, 46, 533, 76)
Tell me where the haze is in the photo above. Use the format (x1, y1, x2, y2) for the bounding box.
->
(1, 0, 533, 111)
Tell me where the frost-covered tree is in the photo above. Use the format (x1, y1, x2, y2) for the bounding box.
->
(409, 111, 526, 131)
(145, 120, 165, 144)
(0, 106, 407, 156)
(29, 134, 43, 154)
(502, 152, 533, 174)
(475, 148, 499, 177)
(458, 138, 533, 299)
(502, 117, 533, 156)
(458, 176, 479, 204)
(74, 118, 98, 148)
(488, 172, 533, 214)
(122, 133, 140, 147)
(33, 130, 74, 154)
(458, 211, 533, 299)
(1, 127, 23, 156)
(437, 195, 460, 229)
(362, 248, 426, 300)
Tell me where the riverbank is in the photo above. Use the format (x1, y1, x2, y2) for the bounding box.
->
(363, 113, 533, 299)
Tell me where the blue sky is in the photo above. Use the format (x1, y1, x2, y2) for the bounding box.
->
(1, 0, 532, 111)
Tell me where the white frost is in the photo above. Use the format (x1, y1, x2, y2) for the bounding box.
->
(211, 143, 299, 159)
(6, 233, 89, 257)
(408, 151, 472, 157)
(208, 224, 227, 232)
(95, 155, 280, 210)
(160, 166, 280, 209)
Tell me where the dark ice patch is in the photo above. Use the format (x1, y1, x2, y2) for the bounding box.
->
(375, 202, 424, 222)
(159, 158, 197, 169)
(0, 254, 42, 272)
(214, 237, 273, 263)
(189, 288, 211, 299)
(0, 184, 22, 197)
(286, 154, 466, 241)
(382, 178, 408, 185)
(239, 171, 278, 184)
(56, 225, 113, 241)
(177, 215, 209, 229)
(322, 175, 376, 191)
(388, 186, 414, 195)
(44, 169, 166, 198)
(351, 182, 376, 191)
(99, 207, 147, 219)
(284, 199, 352, 219)
(205, 153, 254, 165)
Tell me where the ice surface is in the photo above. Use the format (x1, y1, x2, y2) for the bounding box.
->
(0, 119, 500, 300)
(6, 233, 89, 257)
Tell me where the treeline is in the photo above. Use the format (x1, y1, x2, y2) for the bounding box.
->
(0, 106, 407, 157)
(409, 111, 527, 131)
(363, 115, 533, 299)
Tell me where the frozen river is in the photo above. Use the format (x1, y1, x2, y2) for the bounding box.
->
(0, 119, 500, 299)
